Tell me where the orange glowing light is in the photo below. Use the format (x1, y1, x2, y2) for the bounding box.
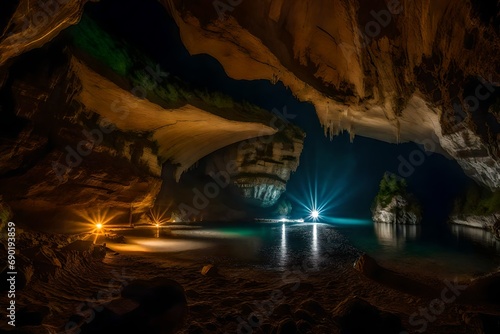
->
(76, 208, 121, 234)
(148, 207, 170, 227)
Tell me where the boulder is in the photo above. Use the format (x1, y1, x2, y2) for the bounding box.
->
(333, 296, 403, 334)
(353, 254, 381, 278)
(353, 254, 438, 298)
(373, 195, 421, 225)
(200, 264, 219, 277)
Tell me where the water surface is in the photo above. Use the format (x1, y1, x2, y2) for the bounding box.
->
(111, 221, 500, 277)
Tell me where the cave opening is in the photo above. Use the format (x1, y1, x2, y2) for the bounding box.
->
(1, 0, 500, 333)
(82, 0, 478, 235)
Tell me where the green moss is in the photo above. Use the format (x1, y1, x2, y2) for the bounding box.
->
(374, 172, 408, 208)
(68, 15, 305, 144)
(454, 184, 500, 215)
(68, 16, 132, 76)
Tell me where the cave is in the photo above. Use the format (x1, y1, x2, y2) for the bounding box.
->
(0, 0, 500, 333)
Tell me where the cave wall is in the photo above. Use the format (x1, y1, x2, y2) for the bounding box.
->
(205, 128, 304, 208)
(0, 6, 305, 223)
(163, 0, 500, 189)
(0, 46, 164, 224)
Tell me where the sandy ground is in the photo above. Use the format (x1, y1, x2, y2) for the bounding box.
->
(1, 230, 499, 334)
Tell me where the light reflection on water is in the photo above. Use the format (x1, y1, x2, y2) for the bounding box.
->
(110, 221, 500, 275)
(373, 223, 421, 248)
(280, 223, 286, 267)
(450, 224, 500, 251)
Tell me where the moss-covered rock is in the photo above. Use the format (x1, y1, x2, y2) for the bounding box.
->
(372, 173, 422, 224)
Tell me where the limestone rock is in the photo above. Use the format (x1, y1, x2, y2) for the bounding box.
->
(373, 194, 422, 224)
(164, 0, 500, 190)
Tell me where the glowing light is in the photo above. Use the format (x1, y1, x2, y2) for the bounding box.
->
(307, 208, 321, 221)
(76, 208, 119, 239)
(75, 208, 120, 244)
(147, 207, 170, 227)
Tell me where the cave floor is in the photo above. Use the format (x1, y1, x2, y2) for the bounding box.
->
(5, 236, 500, 334)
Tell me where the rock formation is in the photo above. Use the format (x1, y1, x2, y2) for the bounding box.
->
(0, 12, 303, 223)
(372, 172, 421, 224)
(451, 214, 500, 240)
(1, 0, 499, 222)
(204, 126, 304, 208)
(373, 194, 422, 224)
(163, 0, 500, 189)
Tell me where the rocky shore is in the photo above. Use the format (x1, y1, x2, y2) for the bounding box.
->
(450, 214, 500, 240)
(1, 227, 500, 334)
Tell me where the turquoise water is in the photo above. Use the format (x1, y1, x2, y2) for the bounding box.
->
(114, 220, 500, 277)
(335, 221, 500, 277)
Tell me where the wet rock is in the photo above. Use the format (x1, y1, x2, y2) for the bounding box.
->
(354, 254, 438, 297)
(333, 296, 403, 334)
(353, 254, 381, 277)
(201, 264, 219, 277)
